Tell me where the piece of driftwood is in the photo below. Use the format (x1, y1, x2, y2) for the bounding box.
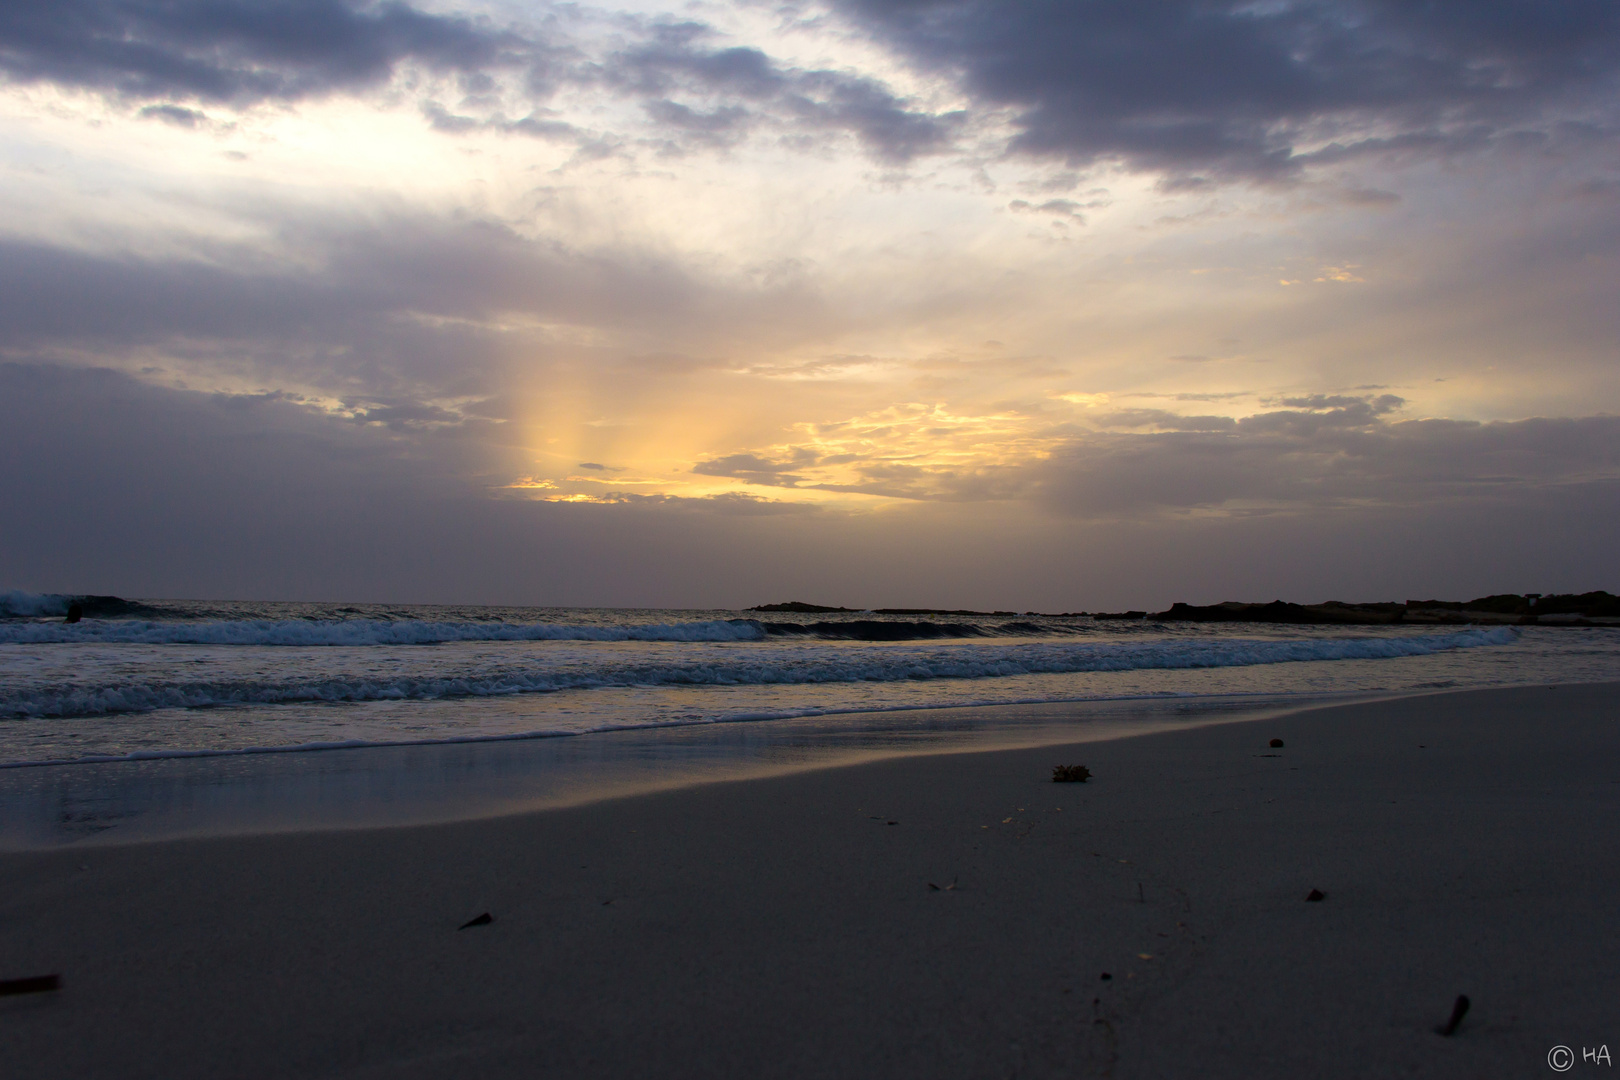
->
(0, 974, 61, 996)
(1436, 994, 1470, 1036)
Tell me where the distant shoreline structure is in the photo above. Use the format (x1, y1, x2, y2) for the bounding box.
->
(750, 593, 1620, 626)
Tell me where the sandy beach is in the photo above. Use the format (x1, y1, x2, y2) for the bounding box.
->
(3, 682, 1616, 1078)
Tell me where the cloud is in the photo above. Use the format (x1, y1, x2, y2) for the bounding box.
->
(137, 102, 207, 126)
(685, 392, 1620, 517)
(0, 206, 832, 405)
(692, 449, 819, 486)
(5, 362, 1617, 609)
(0, 1, 957, 164)
(1037, 410, 1620, 515)
(1008, 198, 1086, 222)
(833, 0, 1620, 180)
(600, 21, 959, 162)
(0, 0, 515, 105)
(1092, 409, 1238, 432)
(550, 490, 817, 515)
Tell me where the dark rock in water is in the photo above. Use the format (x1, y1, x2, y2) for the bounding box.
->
(65, 603, 83, 623)
(754, 593, 1620, 625)
(763, 620, 989, 641)
(1152, 592, 1620, 625)
(1436, 994, 1470, 1036)
(873, 607, 1016, 616)
(1269, 738, 1285, 748)
(1305, 888, 1326, 902)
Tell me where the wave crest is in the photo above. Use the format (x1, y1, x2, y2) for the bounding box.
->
(0, 617, 769, 646)
(0, 627, 1518, 719)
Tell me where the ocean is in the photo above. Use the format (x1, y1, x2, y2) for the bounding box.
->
(3, 592, 1617, 846)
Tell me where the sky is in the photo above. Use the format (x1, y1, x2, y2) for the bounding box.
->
(1, 0, 1617, 610)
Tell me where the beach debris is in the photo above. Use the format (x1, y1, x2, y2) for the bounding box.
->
(927, 878, 959, 892)
(1269, 738, 1285, 748)
(0, 974, 61, 996)
(887, 820, 898, 826)
(457, 912, 494, 929)
(1099, 972, 1112, 981)
(1305, 889, 1326, 902)
(1436, 994, 1470, 1036)
(1052, 764, 1091, 783)
(1137, 883, 1145, 903)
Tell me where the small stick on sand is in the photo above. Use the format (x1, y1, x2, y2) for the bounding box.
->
(1436, 994, 1470, 1036)
(0, 974, 61, 996)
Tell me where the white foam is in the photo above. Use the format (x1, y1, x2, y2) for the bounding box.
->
(0, 689, 1297, 769)
(0, 590, 70, 618)
(0, 616, 768, 646)
(0, 627, 1518, 720)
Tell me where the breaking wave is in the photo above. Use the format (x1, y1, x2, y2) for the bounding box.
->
(0, 615, 1080, 645)
(0, 591, 154, 619)
(1, 627, 1517, 719)
(0, 617, 771, 646)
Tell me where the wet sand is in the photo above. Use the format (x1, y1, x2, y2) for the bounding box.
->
(3, 683, 1616, 1078)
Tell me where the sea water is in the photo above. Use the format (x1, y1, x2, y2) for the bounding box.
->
(3, 594, 1618, 764)
(2, 593, 1616, 845)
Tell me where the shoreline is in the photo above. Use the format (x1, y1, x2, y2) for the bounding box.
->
(2, 690, 1364, 850)
(4, 682, 1616, 1077)
(0, 689, 1380, 773)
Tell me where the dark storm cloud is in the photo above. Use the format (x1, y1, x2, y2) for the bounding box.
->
(430, 19, 959, 162)
(0, 0, 517, 104)
(834, 0, 1620, 179)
